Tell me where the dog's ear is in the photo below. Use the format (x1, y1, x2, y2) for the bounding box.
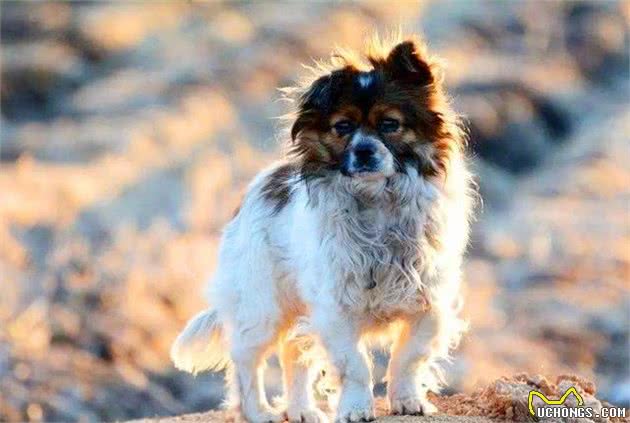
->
(291, 71, 343, 140)
(384, 40, 434, 86)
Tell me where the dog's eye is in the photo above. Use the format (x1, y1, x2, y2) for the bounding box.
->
(378, 118, 400, 134)
(333, 120, 356, 136)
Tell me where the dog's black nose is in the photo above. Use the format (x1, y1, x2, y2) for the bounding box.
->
(353, 142, 377, 163)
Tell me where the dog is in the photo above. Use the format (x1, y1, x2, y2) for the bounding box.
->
(171, 36, 474, 423)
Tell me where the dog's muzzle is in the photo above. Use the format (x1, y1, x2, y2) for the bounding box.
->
(342, 133, 392, 177)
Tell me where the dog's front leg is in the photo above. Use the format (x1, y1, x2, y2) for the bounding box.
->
(280, 338, 329, 423)
(312, 309, 374, 423)
(386, 311, 440, 416)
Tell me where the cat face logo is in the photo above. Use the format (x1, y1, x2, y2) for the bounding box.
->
(528, 386, 584, 417)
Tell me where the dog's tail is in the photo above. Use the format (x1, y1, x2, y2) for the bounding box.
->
(170, 309, 229, 375)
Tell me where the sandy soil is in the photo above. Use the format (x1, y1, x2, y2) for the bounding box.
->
(132, 413, 491, 423)
(129, 399, 494, 423)
(131, 374, 627, 423)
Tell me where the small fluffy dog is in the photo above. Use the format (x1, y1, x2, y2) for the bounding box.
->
(171, 36, 473, 423)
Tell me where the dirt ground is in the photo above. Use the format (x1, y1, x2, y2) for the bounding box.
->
(133, 413, 492, 423)
(131, 374, 628, 423)
(129, 400, 494, 423)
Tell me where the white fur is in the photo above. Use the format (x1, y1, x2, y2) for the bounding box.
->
(172, 151, 473, 423)
(357, 73, 374, 89)
(170, 309, 228, 375)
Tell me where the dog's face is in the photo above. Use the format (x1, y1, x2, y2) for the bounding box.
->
(290, 40, 453, 181)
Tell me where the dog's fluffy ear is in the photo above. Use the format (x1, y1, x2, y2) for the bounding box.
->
(291, 71, 344, 140)
(385, 40, 434, 86)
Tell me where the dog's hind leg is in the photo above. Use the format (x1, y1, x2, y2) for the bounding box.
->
(228, 318, 285, 423)
(280, 338, 329, 423)
(216, 254, 286, 421)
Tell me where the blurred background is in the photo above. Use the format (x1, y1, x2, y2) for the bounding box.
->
(0, 1, 628, 422)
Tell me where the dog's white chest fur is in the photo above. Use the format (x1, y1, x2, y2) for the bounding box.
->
(306, 171, 440, 320)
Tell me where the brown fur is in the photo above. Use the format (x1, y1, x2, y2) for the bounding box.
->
(260, 163, 298, 213)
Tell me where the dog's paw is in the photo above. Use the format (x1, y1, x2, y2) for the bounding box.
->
(335, 390, 375, 422)
(389, 394, 437, 416)
(287, 407, 329, 423)
(334, 406, 375, 423)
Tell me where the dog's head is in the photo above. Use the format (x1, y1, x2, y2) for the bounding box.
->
(288, 38, 462, 182)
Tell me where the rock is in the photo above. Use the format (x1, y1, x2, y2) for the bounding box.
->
(0, 2, 72, 41)
(564, 2, 630, 85)
(66, 68, 170, 116)
(2, 117, 136, 163)
(75, 4, 185, 53)
(1, 41, 86, 121)
(456, 82, 572, 174)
